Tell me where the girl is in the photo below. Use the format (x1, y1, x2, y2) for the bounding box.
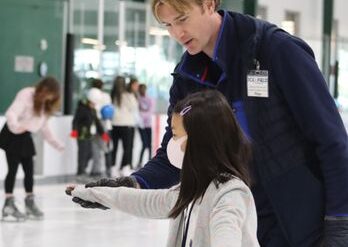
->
(137, 83, 154, 169)
(0, 76, 64, 221)
(68, 90, 259, 246)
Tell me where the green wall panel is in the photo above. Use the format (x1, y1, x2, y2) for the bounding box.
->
(221, 0, 243, 12)
(0, 0, 65, 113)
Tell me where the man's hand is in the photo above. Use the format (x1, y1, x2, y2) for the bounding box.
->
(85, 177, 138, 188)
(68, 177, 138, 210)
(323, 216, 348, 246)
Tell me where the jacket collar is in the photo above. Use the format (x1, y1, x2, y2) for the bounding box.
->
(212, 10, 238, 74)
(176, 10, 238, 86)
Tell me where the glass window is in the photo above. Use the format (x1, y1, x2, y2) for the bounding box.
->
(70, 0, 182, 113)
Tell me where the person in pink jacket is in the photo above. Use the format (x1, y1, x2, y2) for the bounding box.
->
(0, 76, 64, 222)
(137, 84, 154, 169)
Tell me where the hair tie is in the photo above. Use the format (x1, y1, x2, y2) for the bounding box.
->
(180, 105, 192, 116)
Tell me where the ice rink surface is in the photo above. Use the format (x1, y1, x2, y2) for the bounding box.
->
(0, 184, 169, 247)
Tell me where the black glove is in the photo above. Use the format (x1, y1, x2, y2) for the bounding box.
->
(71, 176, 138, 210)
(72, 196, 109, 210)
(85, 176, 138, 188)
(323, 216, 348, 247)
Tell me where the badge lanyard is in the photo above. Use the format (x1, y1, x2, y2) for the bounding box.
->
(181, 201, 195, 247)
(247, 60, 269, 98)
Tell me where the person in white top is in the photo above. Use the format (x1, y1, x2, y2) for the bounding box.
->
(110, 76, 139, 176)
(67, 90, 259, 247)
(0, 76, 64, 222)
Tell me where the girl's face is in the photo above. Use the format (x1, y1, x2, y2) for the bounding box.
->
(131, 82, 139, 93)
(171, 113, 187, 151)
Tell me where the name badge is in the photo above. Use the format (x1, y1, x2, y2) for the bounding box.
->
(247, 70, 269, 98)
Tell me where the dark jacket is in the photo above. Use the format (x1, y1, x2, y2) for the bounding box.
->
(132, 10, 348, 246)
(72, 100, 104, 140)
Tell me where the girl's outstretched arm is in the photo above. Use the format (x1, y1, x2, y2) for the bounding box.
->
(71, 185, 178, 219)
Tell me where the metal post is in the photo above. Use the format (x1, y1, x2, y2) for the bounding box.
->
(118, 1, 126, 73)
(322, 0, 334, 83)
(243, 0, 258, 16)
(64, 33, 74, 115)
(97, 0, 104, 77)
(333, 60, 339, 98)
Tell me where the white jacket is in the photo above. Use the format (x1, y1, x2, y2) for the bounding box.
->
(112, 92, 139, 127)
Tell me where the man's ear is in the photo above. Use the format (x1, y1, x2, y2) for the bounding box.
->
(204, 0, 216, 14)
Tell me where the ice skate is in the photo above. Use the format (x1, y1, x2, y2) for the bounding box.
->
(25, 195, 44, 220)
(1, 197, 26, 222)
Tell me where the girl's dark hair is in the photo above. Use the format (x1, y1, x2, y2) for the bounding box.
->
(169, 90, 251, 218)
(110, 76, 126, 106)
(33, 76, 61, 116)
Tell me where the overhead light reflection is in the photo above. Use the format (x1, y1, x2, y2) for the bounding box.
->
(81, 38, 99, 45)
(115, 40, 128, 46)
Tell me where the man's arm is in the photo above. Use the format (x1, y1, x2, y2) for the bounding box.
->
(269, 35, 348, 215)
(269, 33, 348, 245)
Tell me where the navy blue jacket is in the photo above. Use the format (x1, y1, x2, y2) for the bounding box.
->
(132, 10, 348, 245)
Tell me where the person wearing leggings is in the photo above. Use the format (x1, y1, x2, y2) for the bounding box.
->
(0, 76, 64, 222)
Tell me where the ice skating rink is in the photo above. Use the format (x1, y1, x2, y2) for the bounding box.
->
(1, 111, 348, 247)
(0, 184, 169, 247)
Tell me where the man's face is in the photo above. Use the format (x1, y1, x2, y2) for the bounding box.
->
(157, 2, 216, 56)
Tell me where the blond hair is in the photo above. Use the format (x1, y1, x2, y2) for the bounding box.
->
(151, 0, 221, 22)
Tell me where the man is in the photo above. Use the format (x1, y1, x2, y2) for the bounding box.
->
(71, 0, 348, 246)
